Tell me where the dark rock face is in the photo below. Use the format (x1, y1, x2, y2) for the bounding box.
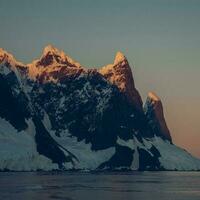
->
(138, 146, 163, 171)
(33, 117, 76, 168)
(0, 71, 29, 131)
(99, 52, 143, 112)
(0, 46, 177, 171)
(98, 145, 134, 170)
(144, 92, 172, 142)
(30, 69, 153, 151)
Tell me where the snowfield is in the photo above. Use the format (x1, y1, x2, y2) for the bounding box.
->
(0, 117, 58, 171)
(1, 115, 200, 171)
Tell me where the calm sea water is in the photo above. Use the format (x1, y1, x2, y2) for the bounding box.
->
(0, 171, 200, 200)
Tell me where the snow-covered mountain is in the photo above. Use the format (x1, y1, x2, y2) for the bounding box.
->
(0, 46, 200, 171)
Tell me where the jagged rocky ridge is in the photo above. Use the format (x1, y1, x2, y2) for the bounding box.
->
(0, 45, 200, 171)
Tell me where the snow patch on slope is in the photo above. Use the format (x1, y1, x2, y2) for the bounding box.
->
(117, 137, 134, 150)
(51, 130, 115, 170)
(0, 117, 58, 171)
(42, 112, 115, 169)
(152, 137, 200, 170)
(118, 135, 200, 171)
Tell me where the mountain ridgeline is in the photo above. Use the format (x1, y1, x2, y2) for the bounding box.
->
(0, 45, 199, 171)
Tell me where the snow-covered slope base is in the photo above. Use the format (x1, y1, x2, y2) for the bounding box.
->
(0, 117, 58, 171)
(0, 116, 200, 171)
(152, 137, 200, 171)
(51, 130, 115, 170)
(106, 136, 200, 171)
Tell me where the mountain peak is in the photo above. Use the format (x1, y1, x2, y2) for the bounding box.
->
(0, 48, 6, 55)
(0, 48, 7, 62)
(144, 91, 172, 142)
(42, 44, 65, 57)
(0, 48, 23, 66)
(99, 52, 143, 110)
(114, 51, 126, 65)
(28, 45, 81, 69)
(148, 92, 161, 102)
(0, 48, 12, 61)
(27, 45, 82, 81)
(43, 44, 55, 53)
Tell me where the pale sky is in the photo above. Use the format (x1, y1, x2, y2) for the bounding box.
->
(0, 0, 199, 157)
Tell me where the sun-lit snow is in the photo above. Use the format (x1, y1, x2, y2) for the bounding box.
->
(0, 48, 24, 67)
(114, 51, 126, 65)
(27, 45, 82, 81)
(147, 92, 161, 102)
(42, 44, 81, 67)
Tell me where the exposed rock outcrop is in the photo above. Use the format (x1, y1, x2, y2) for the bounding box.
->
(99, 52, 143, 111)
(144, 92, 172, 142)
(27, 45, 84, 82)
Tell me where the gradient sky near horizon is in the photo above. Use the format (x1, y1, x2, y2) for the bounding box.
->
(0, 0, 200, 157)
